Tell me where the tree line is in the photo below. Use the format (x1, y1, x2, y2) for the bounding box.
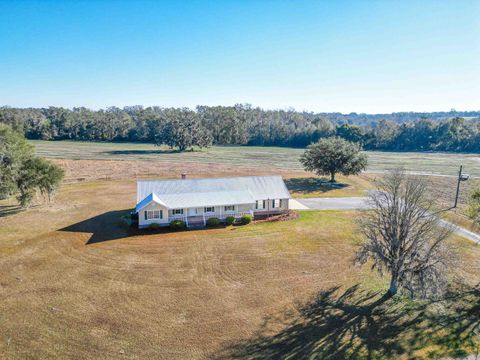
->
(1, 105, 479, 152)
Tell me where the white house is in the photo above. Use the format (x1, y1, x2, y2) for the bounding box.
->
(135, 175, 290, 228)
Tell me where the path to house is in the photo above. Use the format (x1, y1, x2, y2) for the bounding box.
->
(290, 197, 480, 244)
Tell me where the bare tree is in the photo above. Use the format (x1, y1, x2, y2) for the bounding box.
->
(356, 169, 454, 298)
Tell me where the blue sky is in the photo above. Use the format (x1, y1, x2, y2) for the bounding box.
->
(0, 0, 479, 113)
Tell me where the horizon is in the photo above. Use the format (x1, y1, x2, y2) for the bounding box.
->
(1, 0, 479, 113)
(2, 103, 480, 116)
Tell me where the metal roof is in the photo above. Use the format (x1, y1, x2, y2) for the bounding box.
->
(136, 175, 290, 210)
(135, 193, 168, 212)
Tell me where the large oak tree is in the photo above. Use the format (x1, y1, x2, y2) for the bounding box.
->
(0, 124, 64, 207)
(300, 137, 367, 182)
(154, 109, 212, 152)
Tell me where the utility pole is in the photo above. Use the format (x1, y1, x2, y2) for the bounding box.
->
(454, 165, 469, 208)
(454, 165, 463, 208)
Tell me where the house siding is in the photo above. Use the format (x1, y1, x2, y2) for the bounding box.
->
(254, 198, 289, 213)
(139, 202, 169, 228)
(139, 199, 289, 228)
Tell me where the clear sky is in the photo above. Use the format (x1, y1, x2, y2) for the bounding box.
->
(0, 0, 479, 113)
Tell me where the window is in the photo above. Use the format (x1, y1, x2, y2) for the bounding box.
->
(145, 210, 162, 220)
(173, 209, 184, 215)
(272, 199, 276, 208)
(263, 200, 266, 209)
(204, 206, 215, 213)
(224, 205, 235, 212)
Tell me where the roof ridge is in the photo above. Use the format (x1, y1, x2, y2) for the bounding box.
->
(137, 175, 282, 183)
(156, 189, 253, 194)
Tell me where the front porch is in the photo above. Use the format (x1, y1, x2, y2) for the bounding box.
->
(169, 210, 254, 227)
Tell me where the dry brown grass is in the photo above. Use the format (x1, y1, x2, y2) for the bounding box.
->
(417, 175, 480, 231)
(51, 158, 374, 199)
(54, 158, 300, 183)
(1, 149, 480, 358)
(0, 178, 379, 359)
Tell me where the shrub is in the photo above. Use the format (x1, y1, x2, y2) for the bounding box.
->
(240, 214, 253, 225)
(148, 223, 160, 230)
(121, 214, 133, 227)
(170, 219, 186, 231)
(468, 188, 480, 226)
(206, 217, 221, 227)
(225, 216, 235, 226)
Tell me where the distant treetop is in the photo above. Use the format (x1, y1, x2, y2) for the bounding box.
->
(0, 105, 479, 152)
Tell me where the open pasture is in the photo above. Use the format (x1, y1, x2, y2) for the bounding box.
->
(31, 140, 480, 177)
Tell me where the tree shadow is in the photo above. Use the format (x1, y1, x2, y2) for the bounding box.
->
(0, 205, 23, 218)
(285, 177, 348, 195)
(104, 149, 180, 155)
(215, 284, 480, 359)
(59, 209, 143, 244)
(430, 284, 480, 355)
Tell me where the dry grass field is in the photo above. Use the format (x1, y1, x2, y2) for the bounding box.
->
(31, 140, 480, 177)
(1, 179, 480, 358)
(1, 141, 480, 358)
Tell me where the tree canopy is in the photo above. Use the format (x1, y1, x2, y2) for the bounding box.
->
(300, 137, 368, 182)
(154, 109, 212, 151)
(1, 106, 479, 152)
(0, 123, 64, 207)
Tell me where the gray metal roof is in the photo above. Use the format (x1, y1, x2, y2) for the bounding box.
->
(136, 175, 290, 210)
(135, 193, 167, 212)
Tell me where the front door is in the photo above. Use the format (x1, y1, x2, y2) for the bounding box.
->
(188, 208, 198, 216)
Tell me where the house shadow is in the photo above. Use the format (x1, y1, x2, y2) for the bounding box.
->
(59, 209, 142, 244)
(285, 177, 348, 196)
(215, 284, 480, 359)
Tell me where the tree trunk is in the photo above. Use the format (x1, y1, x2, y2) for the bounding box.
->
(388, 277, 398, 296)
(329, 172, 336, 183)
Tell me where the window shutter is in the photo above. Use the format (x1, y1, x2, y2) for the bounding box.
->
(144, 211, 148, 220)
(160, 210, 163, 219)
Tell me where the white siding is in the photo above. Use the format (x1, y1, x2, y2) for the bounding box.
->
(139, 202, 169, 228)
(254, 198, 289, 213)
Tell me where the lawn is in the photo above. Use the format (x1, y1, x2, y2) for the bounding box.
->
(1, 179, 479, 359)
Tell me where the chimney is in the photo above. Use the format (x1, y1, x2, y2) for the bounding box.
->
(181, 173, 187, 180)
